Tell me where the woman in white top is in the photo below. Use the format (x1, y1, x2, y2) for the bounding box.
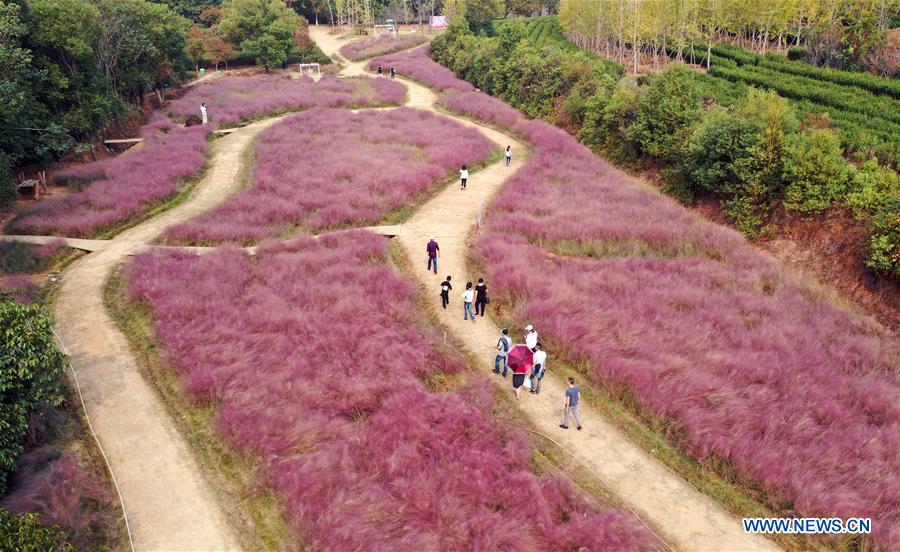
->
(505, 145, 512, 166)
(200, 102, 208, 125)
(531, 343, 546, 394)
(525, 324, 538, 351)
(460, 165, 469, 189)
(462, 282, 476, 322)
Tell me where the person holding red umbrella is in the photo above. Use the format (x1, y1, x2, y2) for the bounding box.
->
(506, 344, 533, 400)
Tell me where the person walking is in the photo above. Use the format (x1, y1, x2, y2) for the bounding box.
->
(494, 328, 512, 377)
(511, 350, 529, 400)
(390, 67, 396, 79)
(440, 275, 452, 309)
(505, 145, 512, 166)
(530, 343, 546, 394)
(474, 278, 488, 317)
(525, 324, 538, 352)
(462, 282, 476, 323)
(200, 102, 209, 125)
(459, 165, 468, 189)
(377, 65, 383, 76)
(560, 377, 582, 430)
(426, 236, 439, 274)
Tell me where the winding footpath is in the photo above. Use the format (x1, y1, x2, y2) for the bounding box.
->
(313, 28, 779, 552)
(5, 29, 780, 551)
(50, 117, 286, 550)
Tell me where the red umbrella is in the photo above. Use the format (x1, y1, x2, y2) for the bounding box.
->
(507, 345, 533, 375)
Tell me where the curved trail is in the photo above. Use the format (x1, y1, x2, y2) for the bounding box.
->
(51, 118, 285, 550)
(313, 28, 779, 551)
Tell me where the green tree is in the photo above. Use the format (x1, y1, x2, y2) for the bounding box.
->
(0, 295, 68, 491)
(253, 32, 288, 69)
(462, 0, 503, 32)
(866, 199, 900, 277)
(0, 509, 72, 552)
(218, 0, 298, 69)
(627, 65, 701, 163)
(783, 127, 853, 213)
(0, 153, 15, 209)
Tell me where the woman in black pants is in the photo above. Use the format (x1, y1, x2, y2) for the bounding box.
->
(474, 278, 488, 316)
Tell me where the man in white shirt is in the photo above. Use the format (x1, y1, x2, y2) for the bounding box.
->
(531, 343, 546, 394)
(525, 324, 538, 351)
(200, 102, 208, 125)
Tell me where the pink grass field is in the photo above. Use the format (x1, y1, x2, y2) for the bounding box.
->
(10, 115, 210, 237)
(168, 74, 405, 127)
(439, 90, 527, 129)
(125, 231, 659, 550)
(395, 49, 900, 548)
(369, 46, 475, 93)
(164, 107, 495, 245)
(341, 33, 428, 61)
(486, 117, 900, 550)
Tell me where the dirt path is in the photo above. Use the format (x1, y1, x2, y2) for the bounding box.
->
(314, 28, 779, 551)
(52, 118, 282, 550)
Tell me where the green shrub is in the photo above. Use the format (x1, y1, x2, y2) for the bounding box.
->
(0, 153, 15, 209)
(866, 199, 900, 277)
(783, 128, 853, 213)
(627, 65, 701, 163)
(845, 160, 900, 217)
(0, 509, 72, 551)
(0, 296, 68, 491)
(787, 47, 809, 62)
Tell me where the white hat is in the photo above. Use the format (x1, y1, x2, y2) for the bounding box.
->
(525, 324, 533, 331)
(429, 236, 435, 240)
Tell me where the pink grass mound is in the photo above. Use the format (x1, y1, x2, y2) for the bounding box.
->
(341, 33, 428, 61)
(369, 45, 475, 93)
(439, 90, 526, 128)
(165, 107, 494, 245)
(11, 115, 209, 237)
(168, 74, 405, 127)
(125, 231, 659, 550)
(477, 118, 900, 550)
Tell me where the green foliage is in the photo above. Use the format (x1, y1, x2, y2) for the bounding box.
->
(0, 509, 72, 552)
(846, 160, 900, 218)
(866, 200, 900, 277)
(0, 296, 68, 491)
(0, 152, 15, 209)
(218, 0, 298, 70)
(463, 0, 504, 32)
(786, 47, 808, 62)
(783, 128, 853, 213)
(251, 33, 288, 70)
(149, 0, 221, 21)
(627, 65, 701, 163)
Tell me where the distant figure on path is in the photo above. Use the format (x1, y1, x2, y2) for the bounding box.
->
(531, 343, 546, 394)
(390, 67, 396, 79)
(426, 236, 439, 274)
(200, 102, 209, 125)
(474, 278, 488, 316)
(525, 324, 538, 352)
(494, 328, 511, 377)
(560, 377, 582, 430)
(462, 282, 476, 322)
(460, 165, 468, 189)
(377, 65, 383, 76)
(505, 145, 512, 166)
(440, 275, 452, 309)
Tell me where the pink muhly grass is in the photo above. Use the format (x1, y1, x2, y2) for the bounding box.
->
(369, 46, 475, 93)
(341, 34, 428, 61)
(124, 231, 658, 550)
(1, 447, 117, 550)
(168, 75, 405, 127)
(476, 117, 900, 549)
(439, 91, 526, 129)
(165, 107, 494, 245)
(12, 116, 210, 237)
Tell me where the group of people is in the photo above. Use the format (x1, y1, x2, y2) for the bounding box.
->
(376, 65, 397, 79)
(429, 236, 489, 321)
(495, 325, 582, 430)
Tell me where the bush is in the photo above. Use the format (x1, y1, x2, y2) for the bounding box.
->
(783, 128, 853, 213)
(866, 199, 900, 277)
(627, 65, 701, 163)
(0, 153, 15, 209)
(0, 296, 68, 491)
(0, 509, 71, 551)
(787, 47, 809, 62)
(846, 160, 900, 217)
